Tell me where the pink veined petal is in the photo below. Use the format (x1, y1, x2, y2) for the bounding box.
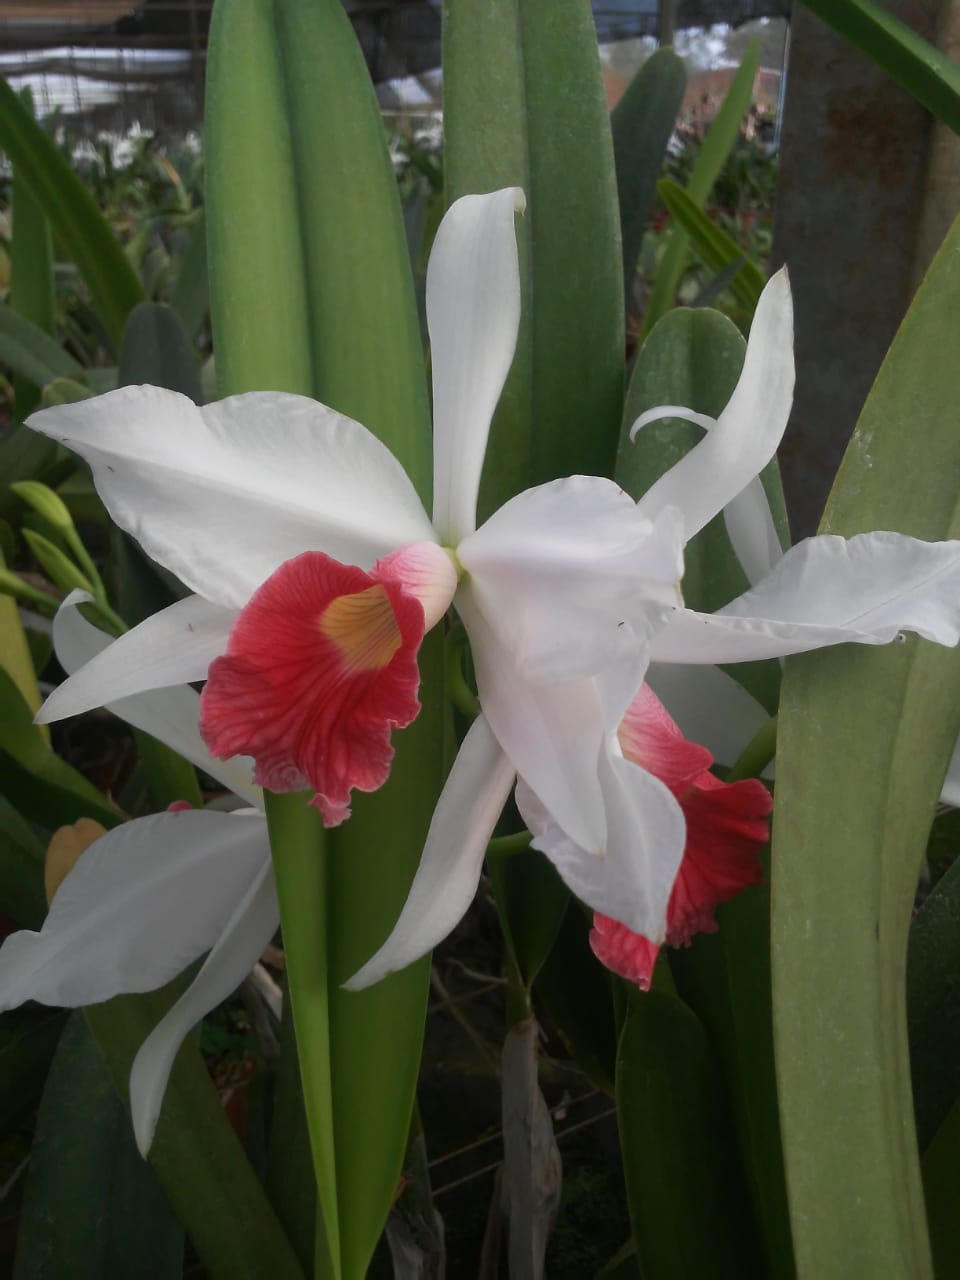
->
(429, 188, 525, 544)
(0, 810, 272, 1011)
(618, 683, 713, 790)
(26, 387, 436, 610)
(51, 591, 260, 807)
(459, 477, 684, 682)
(345, 715, 516, 990)
(645, 662, 770, 771)
(650, 530, 960, 664)
(37, 592, 237, 725)
(200, 544, 455, 826)
(634, 269, 794, 541)
(130, 854, 278, 1156)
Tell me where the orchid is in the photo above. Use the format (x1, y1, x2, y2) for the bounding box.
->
(23, 187, 694, 974)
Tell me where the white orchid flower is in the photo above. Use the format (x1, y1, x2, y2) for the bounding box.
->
(24, 188, 695, 986)
(0, 592, 276, 1156)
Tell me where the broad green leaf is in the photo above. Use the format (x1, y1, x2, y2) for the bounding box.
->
(657, 179, 766, 314)
(266, 999, 317, 1274)
(533, 902, 618, 1097)
(207, 3, 440, 1273)
(922, 1096, 960, 1277)
(907, 855, 960, 1150)
(0, 80, 144, 351)
(669, 857, 794, 1279)
(801, 0, 960, 134)
(640, 40, 761, 339)
(118, 302, 203, 406)
(14, 1012, 184, 1279)
(0, 668, 121, 830)
(0, 795, 46, 930)
(612, 48, 686, 309)
(616, 305, 787, 711)
(9, 89, 55, 420)
(772, 213, 960, 1277)
(0, 1005, 65, 1132)
(444, 0, 624, 512)
(617, 990, 762, 1277)
(85, 991, 303, 1280)
(0, 304, 84, 391)
(171, 210, 210, 341)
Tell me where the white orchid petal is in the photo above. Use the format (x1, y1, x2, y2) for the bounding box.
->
(455, 591, 611, 853)
(37, 593, 236, 724)
(345, 716, 515, 990)
(637, 269, 794, 540)
(429, 188, 524, 544)
(459, 477, 684, 681)
(723, 475, 784, 587)
(646, 662, 770, 769)
(516, 745, 685, 940)
(0, 810, 272, 1011)
(51, 591, 259, 806)
(650, 531, 960, 664)
(130, 858, 278, 1156)
(629, 405, 717, 440)
(27, 387, 435, 609)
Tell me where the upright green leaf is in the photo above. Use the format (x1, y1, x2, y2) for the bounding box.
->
(640, 41, 761, 339)
(171, 210, 210, 341)
(206, 3, 441, 1274)
(657, 179, 766, 315)
(0, 80, 144, 350)
(801, 0, 960, 133)
(617, 991, 762, 1278)
(9, 89, 55, 420)
(444, 0, 624, 513)
(772, 214, 960, 1278)
(611, 48, 686, 309)
(14, 1013, 184, 1279)
(118, 302, 203, 406)
(0, 304, 84, 390)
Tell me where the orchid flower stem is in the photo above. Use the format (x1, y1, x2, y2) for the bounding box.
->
(446, 632, 480, 719)
(727, 715, 778, 783)
(0, 574, 59, 618)
(487, 831, 533, 858)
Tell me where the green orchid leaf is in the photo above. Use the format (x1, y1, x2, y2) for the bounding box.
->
(640, 40, 761, 340)
(9, 89, 55, 420)
(657, 179, 766, 315)
(908, 855, 960, 1151)
(118, 302, 203, 406)
(0, 794, 47, 930)
(487, 850, 569, 996)
(617, 305, 787, 712)
(85, 991, 304, 1280)
(772, 212, 960, 1277)
(444, 0, 625, 513)
(617, 990, 763, 1277)
(612, 48, 687, 310)
(0, 1004, 65, 1134)
(14, 1012, 185, 1279)
(922, 1097, 960, 1277)
(0, 79, 144, 351)
(207, 2, 440, 1273)
(0, 668, 121, 831)
(171, 209, 210, 341)
(669, 854, 794, 1279)
(800, 0, 960, 133)
(0, 304, 84, 393)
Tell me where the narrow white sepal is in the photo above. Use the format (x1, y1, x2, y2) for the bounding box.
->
(130, 854, 278, 1156)
(345, 716, 515, 990)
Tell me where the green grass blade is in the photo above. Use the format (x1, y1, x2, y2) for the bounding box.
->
(657, 178, 766, 313)
(801, 0, 960, 133)
(640, 40, 760, 340)
(772, 213, 960, 1278)
(0, 79, 144, 351)
(612, 48, 686, 309)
